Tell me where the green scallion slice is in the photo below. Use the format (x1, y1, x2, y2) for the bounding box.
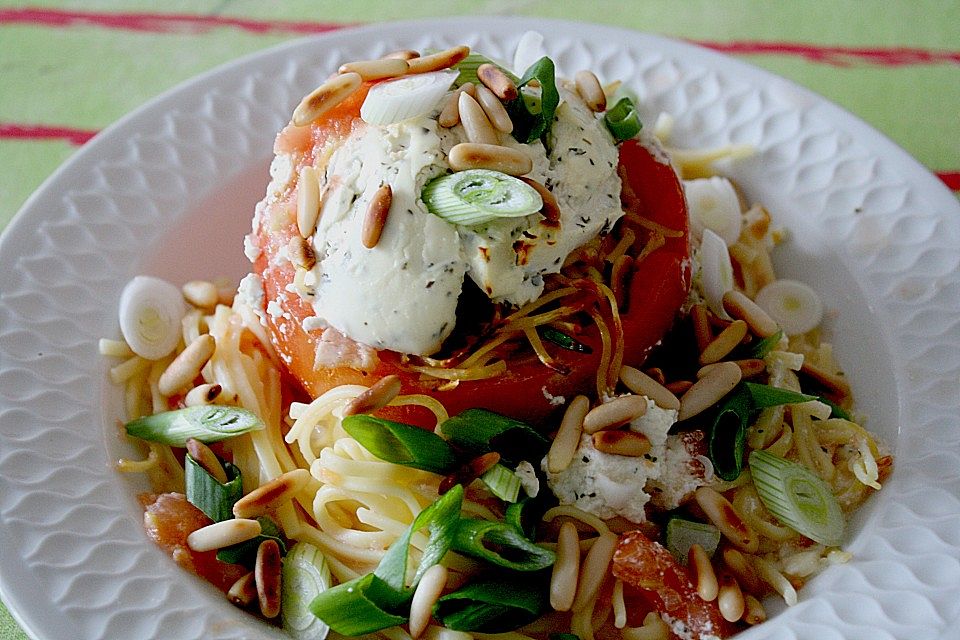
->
(309, 573, 406, 636)
(341, 414, 457, 474)
(537, 326, 592, 353)
(452, 518, 555, 571)
(440, 409, 548, 464)
(480, 464, 522, 503)
(184, 454, 242, 522)
(664, 517, 721, 563)
(749, 450, 845, 547)
(604, 96, 643, 142)
(281, 542, 331, 640)
(433, 578, 549, 632)
(744, 382, 817, 408)
(422, 170, 543, 227)
(124, 405, 263, 445)
(745, 329, 784, 358)
(453, 53, 519, 87)
(506, 56, 560, 143)
(216, 516, 286, 566)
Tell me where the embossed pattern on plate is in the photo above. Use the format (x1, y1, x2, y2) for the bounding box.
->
(1, 17, 958, 640)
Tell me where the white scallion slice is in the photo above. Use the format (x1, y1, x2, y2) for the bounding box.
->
(281, 541, 332, 640)
(360, 69, 458, 126)
(698, 228, 735, 318)
(422, 169, 543, 227)
(684, 176, 743, 246)
(118, 275, 185, 360)
(664, 517, 721, 563)
(749, 450, 845, 547)
(755, 279, 824, 335)
(480, 463, 522, 503)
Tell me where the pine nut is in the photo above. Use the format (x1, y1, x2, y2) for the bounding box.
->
(691, 303, 714, 352)
(666, 380, 694, 396)
(458, 91, 498, 145)
(383, 49, 419, 60)
(409, 564, 448, 639)
(583, 395, 647, 434)
(720, 547, 766, 594)
(440, 451, 500, 494)
(619, 365, 680, 411)
(296, 165, 322, 238)
(697, 358, 765, 380)
(184, 382, 222, 406)
(158, 334, 216, 396)
(437, 83, 476, 128)
(233, 468, 312, 519)
(227, 571, 257, 607)
(550, 521, 581, 611)
(288, 235, 316, 270)
(678, 361, 741, 421)
(406, 45, 470, 74)
(477, 63, 518, 101)
(518, 177, 560, 223)
(717, 572, 745, 622)
(547, 395, 589, 473)
(800, 360, 852, 398)
(343, 374, 402, 416)
(695, 487, 759, 553)
(722, 290, 779, 338)
(593, 430, 651, 457)
(688, 543, 718, 601)
(361, 184, 393, 249)
(743, 594, 767, 625)
(182, 280, 219, 309)
(574, 70, 606, 112)
(448, 142, 532, 176)
(187, 518, 261, 552)
(699, 320, 748, 365)
(186, 438, 228, 484)
(292, 72, 362, 126)
(256, 539, 282, 619)
(338, 57, 408, 80)
(610, 254, 633, 310)
(474, 84, 513, 133)
(571, 531, 617, 612)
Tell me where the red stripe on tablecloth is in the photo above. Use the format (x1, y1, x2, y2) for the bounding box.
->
(0, 7, 348, 35)
(1, 7, 959, 68)
(0, 123, 97, 145)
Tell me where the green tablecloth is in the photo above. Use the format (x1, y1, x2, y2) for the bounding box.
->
(0, 1, 957, 637)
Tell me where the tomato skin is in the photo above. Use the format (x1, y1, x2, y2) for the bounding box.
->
(254, 103, 690, 426)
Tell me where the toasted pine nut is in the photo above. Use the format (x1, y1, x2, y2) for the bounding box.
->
(344, 374, 402, 416)
(574, 70, 606, 112)
(440, 451, 500, 494)
(187, 518, 261, 552)
(233, 468, 312, 519)
(406, 45, 470, 74)
(699, 320, 749, 365)
(722, 290, 779, 338)
(800, 360, 852, 399)
(186, 438, 228, 484)
(448, 142, 532, 176)
(255, 539, 282, 619)
(645, 367, 666, 385)
(550, 521, 581, 611)
(438, 83, 476, 128)
(720, 547, 766, 594)
(518, 177, 560, 223)
(688, 543, 719, 601)
(717, 572, 745, 622)
(184, 382, 222, 406)
(287, 235, 316, 270)
(570, 531, 617, 612)
(743, 594, 767, 625)
(678, 361, 741, 421)
(477, 63, 518, 101)
(338, 57, 408, 80)
(593, 430, 651, 457)
(182, 280, 219, 309)
(296, 165, 322, 238)
(666, 380, 694, 395)
(361, 184, 393, 249)
(547, 395, 589, 473)
(227, 571, 257, 607)
(695, 487, 759, 553)
(610, 254, 634, 310)
(691, 303, 714, 352)
(583, 395, 648, 434)
(292, 72, 362, 126)
(409, 564, 448, 639)
(383, 49, 419, 60)
(474, 84, 513, 133)
(458, 91, 498, 145)
(158, 334, 215, 396)
(697, 358, 765, 380)
(619, 365, 680, 411)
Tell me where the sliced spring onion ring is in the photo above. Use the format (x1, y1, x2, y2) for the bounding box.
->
(184, 454, 242, 522)
(281, 542, 332, 640)
(422, 169, 542, 227)
(118, 275, 185, 360)
(604, 96, 642, 142)
(360, 69, 458, 126)
(440, 409, 548, 465)
(506, 56, 559, 143)
(480, 464, 522, 503)
(124, 405, 264, 445)
(433, 578, 549, 633)
(664, 517, 721, 562)
(341, 414, 457, 474)
(684, 176, 743, 246)
(698, 228, 735, 318)
(749, 450, 845, 546)
(754, 279, 824, 335)
(451, 517, 555, 571)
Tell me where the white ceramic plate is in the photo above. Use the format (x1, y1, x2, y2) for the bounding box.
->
(1, 17, 958, 640)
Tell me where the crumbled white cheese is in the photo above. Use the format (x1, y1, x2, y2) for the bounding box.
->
(542, 386, 566, 407)
(514, 461, 540, 498)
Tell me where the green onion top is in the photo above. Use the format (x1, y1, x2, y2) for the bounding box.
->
(440, 409, 549, 464)
(184, 454, 242, 523)
(341, 414, 457, 474)
(124, 405, 264, 445)
(506, 56, 560, 144)
(452, 518, 555, 571)
(604, 96, 642, 142)
(433, 578, 549, 632)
